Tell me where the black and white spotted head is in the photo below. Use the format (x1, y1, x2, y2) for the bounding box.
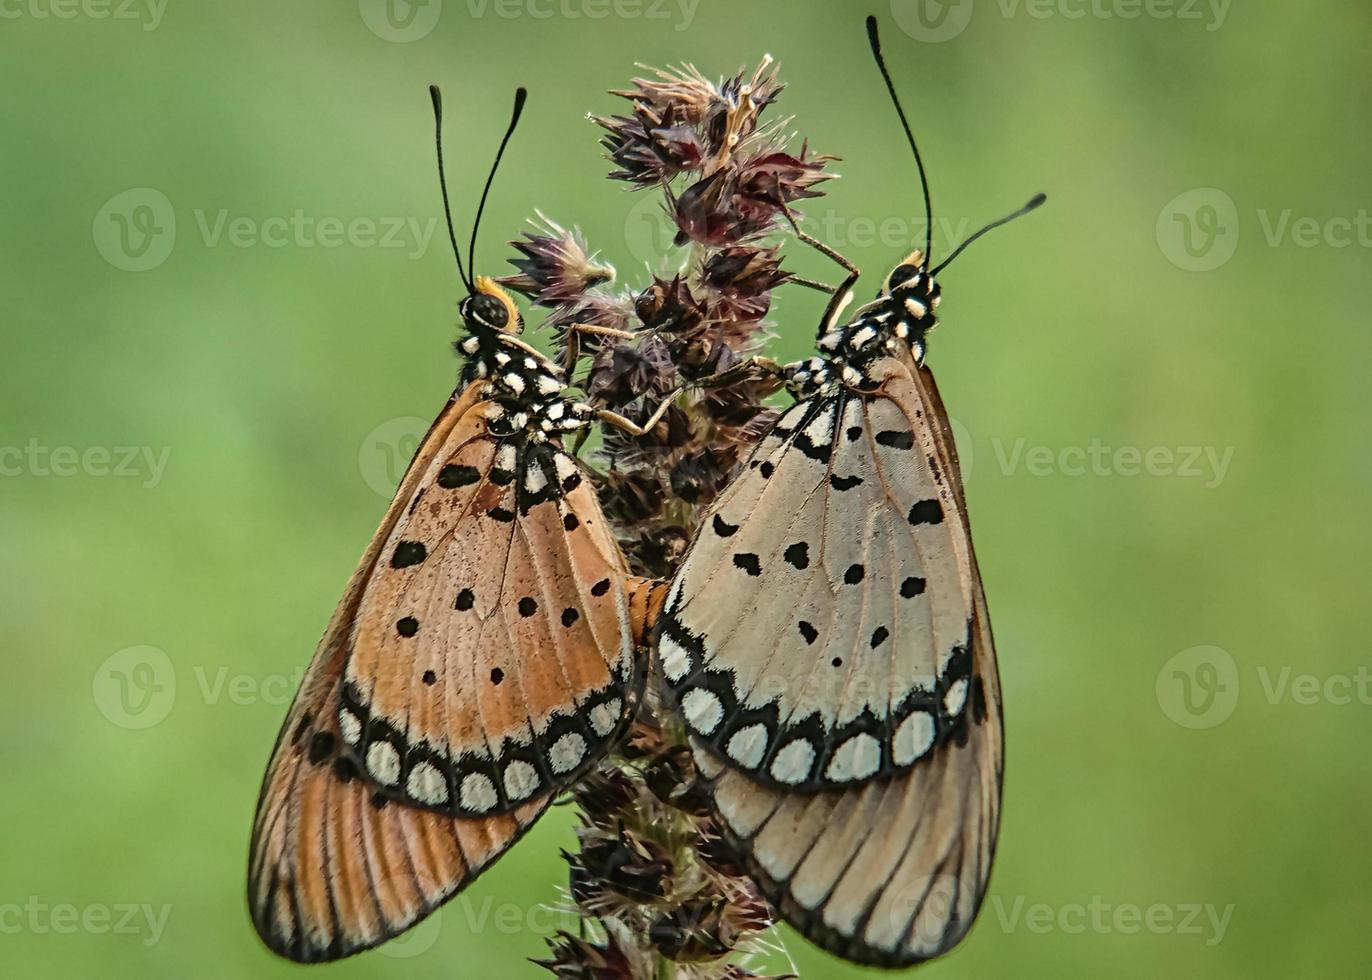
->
(823, 250, 941, 364)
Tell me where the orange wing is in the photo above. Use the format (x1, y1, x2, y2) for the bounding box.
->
(249, 382, 642, 960)
(337, 411, 639, 816)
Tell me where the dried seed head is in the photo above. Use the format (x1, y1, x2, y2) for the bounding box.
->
(499, 212, 616, 307)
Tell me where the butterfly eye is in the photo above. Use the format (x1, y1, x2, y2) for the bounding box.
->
(886, 263, 922, 292)
(466, 294, 508, 329)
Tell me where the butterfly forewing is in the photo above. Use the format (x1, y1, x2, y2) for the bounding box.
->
(251, 376, 645, 960)
(249, 385, 555, 961)
(338, 422, 637, 817)
(661, 361, 975, 790)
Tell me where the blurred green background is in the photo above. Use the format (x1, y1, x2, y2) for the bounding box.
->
(3, 0, 1369, 976)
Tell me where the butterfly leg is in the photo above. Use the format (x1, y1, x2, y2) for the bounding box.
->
(563, 321, 640, 372)
(687, 356, 785, 390)
(593, 383, 687, 438)
(788, 274, 841, 295)
(779, 202, 863, 333)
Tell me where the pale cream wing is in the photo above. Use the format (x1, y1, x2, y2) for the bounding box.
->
(659, 369, 975, 790)
(691, 359, 1003, 966)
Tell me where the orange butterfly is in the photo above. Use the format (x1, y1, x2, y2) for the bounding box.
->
(653, 18, 1044, 966)
(248, 85, 668, 962)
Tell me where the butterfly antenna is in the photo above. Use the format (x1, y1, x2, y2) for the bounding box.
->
(931, 193, 1047, 277)
(430, 85, 473, 292)
(866, 16, 934, 266)
(468, 87, 528, 286)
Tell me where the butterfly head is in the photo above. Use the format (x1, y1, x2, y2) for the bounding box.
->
(808, 251, 942, 389)
(460, 276, 523, 336)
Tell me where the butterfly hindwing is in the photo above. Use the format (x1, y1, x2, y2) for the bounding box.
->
(660, 361, 976, 790)
(675, 359, 1003, 966)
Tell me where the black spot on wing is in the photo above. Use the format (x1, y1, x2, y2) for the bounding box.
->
(455, 588, 475, 610)
(759, 461, 775, 479)
(438, 464, 481, 488)
(876, 430, 915, 450)
(712, 514, 739, 537)
(733, 553, 762, 576)
(488, 507, 516, 523)
(561, 607, 579, 627)
(391, 541, 427, 568)
(798, 621, 819, 644)
(844, 563, 865, 585)
(396, 616, 419, 637)
(846, 425, 864, 441)
(518, 597, 538, 617)
(783, 542, 810, 569)
(870, 626, 890, 648)
(900, 576, 926, 598)
(422, 670, 437, 685)
(591, 578, 611, 597)
(307, 731, 335, 765)
(829, 473, 863, 492)
(908, 499, 944, 525)
(332, 755, 358, 784)
(563, 513, 579, 531)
